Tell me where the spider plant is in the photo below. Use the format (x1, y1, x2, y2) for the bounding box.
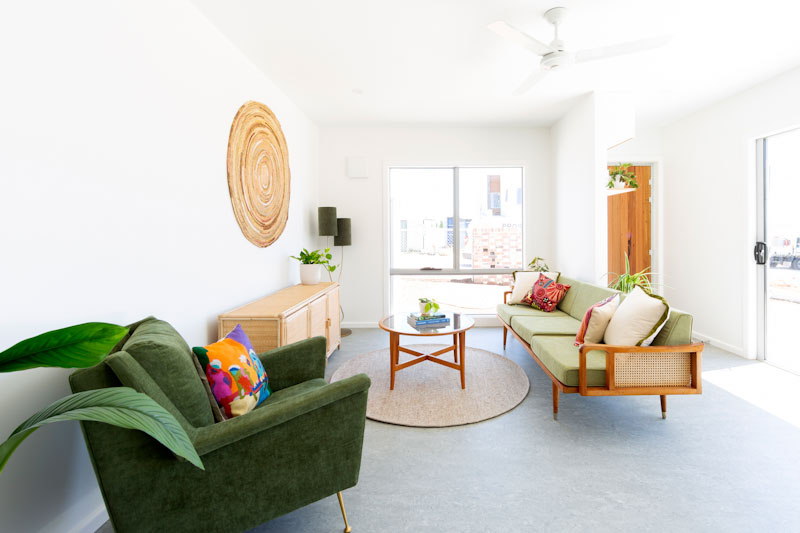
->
(606, 254, 653, 294)
(0, 322, 203, 475)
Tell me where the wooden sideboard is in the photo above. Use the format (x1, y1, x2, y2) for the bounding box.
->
(218, 282, 341, 358)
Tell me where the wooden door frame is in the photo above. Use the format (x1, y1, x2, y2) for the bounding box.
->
(606, 158, 662, 295)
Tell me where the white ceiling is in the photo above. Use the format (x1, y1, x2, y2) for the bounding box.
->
(193, 0, 800, 128)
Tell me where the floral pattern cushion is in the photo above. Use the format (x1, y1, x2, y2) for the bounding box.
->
(521, 273, 571, 312)
(192, 324, 271, 417)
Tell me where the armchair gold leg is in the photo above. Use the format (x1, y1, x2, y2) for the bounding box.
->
(337, 491, 352, 533)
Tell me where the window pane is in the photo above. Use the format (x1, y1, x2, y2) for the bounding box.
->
(390, 168, 454, 269)
(391, 274, 513, 315)
(458, 167, 523, 270)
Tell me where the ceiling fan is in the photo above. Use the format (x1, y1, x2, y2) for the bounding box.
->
(489, 6, 671, 95)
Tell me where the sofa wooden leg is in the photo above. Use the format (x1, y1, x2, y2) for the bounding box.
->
(503, 327, 507, 349)
(660, 395, 667, 419)
(337, 491, 352, 533)
(552, 382, 559, 421)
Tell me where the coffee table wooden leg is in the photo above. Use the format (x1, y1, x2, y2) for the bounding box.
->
(459, 331, 466, 389)
(390, 332, 398, 390)
(453, 333, 458, 363)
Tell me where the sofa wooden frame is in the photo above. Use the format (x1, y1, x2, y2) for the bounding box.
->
(501, 291, 703, 420)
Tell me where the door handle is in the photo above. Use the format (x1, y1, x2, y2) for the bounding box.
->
(754, 242, 767, 265)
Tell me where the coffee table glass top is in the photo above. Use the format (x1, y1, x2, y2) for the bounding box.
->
(379, 312, 475, 336)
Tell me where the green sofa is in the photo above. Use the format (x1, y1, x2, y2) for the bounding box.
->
(70, 317, 370, 533)
(499, 276, 703, 419)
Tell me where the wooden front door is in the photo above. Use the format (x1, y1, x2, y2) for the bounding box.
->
(607, 165, 651, 283)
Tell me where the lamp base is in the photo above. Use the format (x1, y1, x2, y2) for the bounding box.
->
(341, 328, 353, 337)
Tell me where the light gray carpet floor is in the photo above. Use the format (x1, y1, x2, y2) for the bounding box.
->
(97, 327, 800, 533)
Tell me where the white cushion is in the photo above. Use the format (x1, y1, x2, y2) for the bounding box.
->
(509, 271, 559, 305)
(574, 294, 620, 346)
(603, 286, 670, 346)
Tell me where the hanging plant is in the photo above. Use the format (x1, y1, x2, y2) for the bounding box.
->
(607, 163, 639, 189)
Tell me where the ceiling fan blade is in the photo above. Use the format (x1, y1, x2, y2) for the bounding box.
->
(513, 69, 549, 96)
(575, 35, 671, 64)
(488, 21, 554, 56)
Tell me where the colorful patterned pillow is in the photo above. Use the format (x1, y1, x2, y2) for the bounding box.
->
(508, 271, 559, 305)
(574, 294, 620, 346)
(192, 324, 271, 417)
(521, 273, 571, 312)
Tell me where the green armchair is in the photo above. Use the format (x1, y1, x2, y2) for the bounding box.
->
(69, 317, 370, 533)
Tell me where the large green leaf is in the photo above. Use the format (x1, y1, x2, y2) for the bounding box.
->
(0, 387, 203, 474)
(0, 322, 128, 372)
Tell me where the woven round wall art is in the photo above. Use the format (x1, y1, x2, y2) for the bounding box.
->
(226, 101, 291, 247)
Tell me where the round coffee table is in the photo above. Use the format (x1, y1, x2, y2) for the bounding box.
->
(378, 312, 475, 390)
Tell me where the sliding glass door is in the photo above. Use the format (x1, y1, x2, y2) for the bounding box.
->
(757, 129, 800, 374)
(389, 167, 523, 315)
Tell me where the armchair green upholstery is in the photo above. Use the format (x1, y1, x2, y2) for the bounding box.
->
(69, 317, 370, 533)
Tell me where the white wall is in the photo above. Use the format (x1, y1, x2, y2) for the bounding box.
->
(608, 128, 663, 161)
(0, 2, 319, 531)
(662, 65, 800, 357)
(550, 94, 603, 281)
(317, 126, 551, 326)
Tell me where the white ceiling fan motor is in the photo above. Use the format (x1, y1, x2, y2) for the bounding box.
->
(488, 5, 671, 94)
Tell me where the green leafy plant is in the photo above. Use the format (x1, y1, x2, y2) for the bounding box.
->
(0, 323, 204, 475)
(606, 254, 653, 294)
(419, 298, 440, 315)
(290, 248, 337, 273)
(526, 257, 550, 272)
(607, 163, 639, 189)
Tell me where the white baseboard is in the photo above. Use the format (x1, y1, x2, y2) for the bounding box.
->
(341, 321, 377, 328)
(67, 505, 107, 533)
(693, 331, 751, 358)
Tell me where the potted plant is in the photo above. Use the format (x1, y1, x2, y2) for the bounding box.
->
(418, 297, 440, 316)
(606, 254, 654, 293)
(0, 322, 203, 475)
(526, 257, 550, 272)
(290, 248, 337, 285)
(607, 163, 639, 190)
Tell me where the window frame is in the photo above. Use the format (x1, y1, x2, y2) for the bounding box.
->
(386, 164, 526, 315)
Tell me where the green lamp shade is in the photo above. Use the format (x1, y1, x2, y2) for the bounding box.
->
(318, 207, 338, 236)
(334, 218, 351, 246)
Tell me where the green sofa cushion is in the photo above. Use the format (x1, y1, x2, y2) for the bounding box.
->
(652, 309, 693, 346)
(497, 303, 568, 324)
(554, 276, 581, 316)
(510, 316, 582, 342)
(257, 378, 327, 409)
(115, 317, 213, 428)
(569, 282, 620, 321)
(530, 335, 607, 387)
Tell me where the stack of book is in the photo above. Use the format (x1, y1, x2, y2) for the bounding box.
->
(407, 312, 450, 328)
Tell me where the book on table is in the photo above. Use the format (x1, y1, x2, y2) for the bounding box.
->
(407, 313, 450, 328)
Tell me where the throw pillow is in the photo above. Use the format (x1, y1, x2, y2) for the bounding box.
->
(574, 294, 620, 346)
(192, 324, 271, 417)
(603, 286, 670, 346)
(521, 273, 571, 312)
(509, 271, 559, 305)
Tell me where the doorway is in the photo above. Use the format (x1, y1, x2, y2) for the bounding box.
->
(757, 129, 800, 375)
(607, 164, 652, 284)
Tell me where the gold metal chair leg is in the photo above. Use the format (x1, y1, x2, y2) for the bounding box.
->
(337, 491, 352, 533)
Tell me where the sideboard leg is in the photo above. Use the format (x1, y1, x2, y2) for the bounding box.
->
(660, 395, 667, 419)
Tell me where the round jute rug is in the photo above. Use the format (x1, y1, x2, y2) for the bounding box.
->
(330, 344, 530, 427)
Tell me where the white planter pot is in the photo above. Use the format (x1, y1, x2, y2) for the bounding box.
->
(299, 264, 321, 285)
(613, 178, 626, 189)
(419, 302, 427, 314)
